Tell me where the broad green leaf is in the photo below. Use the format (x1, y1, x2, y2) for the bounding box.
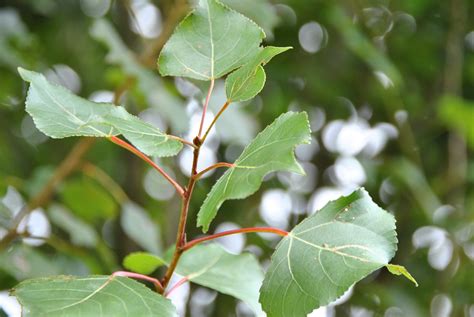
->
(197, 111, 311, 232)
(18, 67, 118, 138)
(12, 275, 177, 317)
(158, 0, 265, 80)
(105, 107, 182, 157)
(48, 204, 98, 248)
(226, 46, 291, 102)
(19, 68, 182, 157)
(60, 178, 117, 223)
(90, 19, 188, 133)
(175, 243, 264, 316)
(123, 252, 166, 275)
(121, 202, 162, 255)
(386, 264, 418, 287)
(259, 189, 398, 317)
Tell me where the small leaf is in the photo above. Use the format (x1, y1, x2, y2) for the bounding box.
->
(386, 264, 418, 287)
(12, 275, 177, 317)
(18, 68, 182, 157)
(123, 252, 166, 275)
(197, 111, 311, 232)
(225, 46, 291, 102)
(105, 107, 182, 157)
(121, 202, 162, 255)
(48, 204, 98, 248)
(158, 0, 265, 80)
(175, 243, 264, 316)
(259, 188, 398, 317)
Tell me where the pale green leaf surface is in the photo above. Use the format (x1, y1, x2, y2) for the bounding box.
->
(175, 243, 264, 316)
(12, 275, 177, 317)
(121, 202, 162, 255)
(19, 67, 119, 138)
(386, 264, 418, 287)
(225, 46, 291, 101)
(197, 111, 311, 232)
(48, 204, 98, 248)
(259, 188, 398, 317)
(0, 201, 12, 228)
(90, 19, 188, 133)
(123, 252, 166, 275)
(158, 0, 265, 80)
(105, 107, 182, 157)
(19, 68, 182, 157)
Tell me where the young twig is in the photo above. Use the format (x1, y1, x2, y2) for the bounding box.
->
(192, 162, 235, 180)
(201, 100, 230, 144)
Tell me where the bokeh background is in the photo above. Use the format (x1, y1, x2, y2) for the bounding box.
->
(0, 0, 473, 316)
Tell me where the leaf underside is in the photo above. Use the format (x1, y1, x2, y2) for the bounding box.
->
(18, 68, 182, 157)
(12, 275, 177, 317)
(259, 188, 398, 317)
(158, 0, 265, 81)
(197, 111, 311, 232)
(175, 243, 264, 316)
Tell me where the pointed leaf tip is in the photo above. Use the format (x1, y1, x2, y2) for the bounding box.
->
(386, 264, 418, 287)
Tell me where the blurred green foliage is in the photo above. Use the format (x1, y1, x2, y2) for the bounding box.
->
(0, 0, 473, 316)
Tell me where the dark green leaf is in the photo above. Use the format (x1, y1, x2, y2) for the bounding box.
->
(259, 189, 398, 317)
(158, 0, 265, 80)
(197, 111, 311, 232)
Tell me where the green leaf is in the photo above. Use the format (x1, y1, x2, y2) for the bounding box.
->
(121, 202, 162, 255)
(175, 243, 264, 316)
(48, 204, 98, 248)
(158, 0, 265, 81)
(225, 46, 291, 102)
(90, 19, 188, 133)
(18, 67, 119, 138)
(386, 264, 418, 287)
(12, 275, 177, 317)
(105, 107, 182, 157)
(0, 201, 12, 228)
(259, 188, 398, 317)
(18, 67, 182, 157)
(123, 252, 166, 275)
(197, 111, 311, 232)
(438, 95, 474, 149)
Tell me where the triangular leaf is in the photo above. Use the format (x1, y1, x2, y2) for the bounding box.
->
(158, 0, 265, 80)
(18, 68, 182, 157)
(225, 46, 291, 102)
(123, 252, 166, 275)
(197, 111, 311, 232)
(12, 275, 177, 317)
(259, 188, 398, 317)
(386, 264, 418, 287)
(175, 244, 264, 316)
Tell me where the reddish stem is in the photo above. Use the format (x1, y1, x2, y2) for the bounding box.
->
(183, 227, 288, 251)
(192, 162, 235, 180)
(198, 79, 215, 138)
(201, 100, 230, 144)
(108, 136, 185, 197)
(164, 276, 189, 297)
(112, 271, 164, 293)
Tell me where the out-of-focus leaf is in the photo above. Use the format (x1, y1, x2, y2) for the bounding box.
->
(60, 178, 117, 223)
(18, 68, 182, 157)
(12, 275, 177, 317)
(386, 264, 418, 287)
(90, 19, 188, 133)
(197, 111, 311, 232)
(259, 189, 398, 317)
(158, 0, 265, 81)
(48, 205, 98, 248)
(123, 252, 166, 275)
(0, 202, 12, 229)
(226, 46, 291, 102)
(121, 202, 161, 255)
(222, 0, 279, 39)
(438, 95, 474, 149)
(0, 8, 32, 69)
(176, 243, 264, 316)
